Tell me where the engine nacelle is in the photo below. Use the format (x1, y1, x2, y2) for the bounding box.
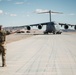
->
(64, 25, 68, 29)
(26, 26, 31, 30)
(74, 25, 76, 30)
(38, 25, 42, 29)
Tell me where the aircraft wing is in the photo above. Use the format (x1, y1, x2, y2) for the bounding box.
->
(59, 23, 75, 26)
(4, 22, 76, 30)
(28, 22, 50, 26)
(4, 22, 50, 29)
(18, 22, 50, 30)
(58, 23, 76, 30)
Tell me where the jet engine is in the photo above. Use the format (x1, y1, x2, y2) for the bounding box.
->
(26, 26, 31, 30)
(74, 25, 76, 30)
(64, 25, 68, 29)
(38, 25, 42, 29)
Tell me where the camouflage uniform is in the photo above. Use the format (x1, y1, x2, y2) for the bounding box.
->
(0, 26, 6, 67)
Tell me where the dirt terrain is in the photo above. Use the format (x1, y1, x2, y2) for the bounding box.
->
(1, 32, 76, 75)
(6, 31, 76, 44)
(6, 33, 34, 44)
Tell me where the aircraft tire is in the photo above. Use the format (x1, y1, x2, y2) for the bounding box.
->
(53, 32, 56, 34)
(44, 32, 48, 34)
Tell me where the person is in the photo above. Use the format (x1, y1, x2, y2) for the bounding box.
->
(0, 25, 6, 67)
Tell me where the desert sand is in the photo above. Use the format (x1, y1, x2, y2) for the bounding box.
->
(1, 32, 76, 75)
(6, 32, 76, 44)
(6, 33, 34, 44)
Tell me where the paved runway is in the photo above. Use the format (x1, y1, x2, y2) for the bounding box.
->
(0, 33, 76, 75)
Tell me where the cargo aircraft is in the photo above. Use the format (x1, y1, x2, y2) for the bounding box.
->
(23, 10, 76, 34)
(5, 10, 76, 34)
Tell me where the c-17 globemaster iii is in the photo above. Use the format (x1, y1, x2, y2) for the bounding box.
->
(23, 10, 76, 34)
(4, 10, 76, 34)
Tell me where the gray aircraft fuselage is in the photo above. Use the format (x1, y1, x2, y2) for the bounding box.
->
(44, 22, 62, 34)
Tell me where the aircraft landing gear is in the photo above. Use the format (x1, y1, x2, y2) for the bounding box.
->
(56, 32, 62, 34)
(53, 31, 56, 34)
(44, 31, 48, 34)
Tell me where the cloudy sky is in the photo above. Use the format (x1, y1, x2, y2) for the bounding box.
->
(0, 0, 76, 27)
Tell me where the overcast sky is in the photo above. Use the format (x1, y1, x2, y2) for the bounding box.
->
(0, 0, 76, 27)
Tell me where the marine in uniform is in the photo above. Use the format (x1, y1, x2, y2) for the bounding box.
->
(0, 25, 6, 67)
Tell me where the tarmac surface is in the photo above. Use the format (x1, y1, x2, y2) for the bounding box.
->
(0, 33, 76, 75)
